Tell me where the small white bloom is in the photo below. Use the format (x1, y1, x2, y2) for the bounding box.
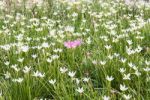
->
(12, 78, 24, 83)
(49, 79, 56, 85)
(106, 76, 114, 81)
(68, 71, 76, 78)
(99, 61, 106, 65)
(104, 45, 112, 50)
(51, 55, 59, 60)
(23, 66, 31, 73)
(145, 60, 150, 66)
(108, 55, 113, 60)
(32, 71, 45, 78)
(114, 53, 120, 57)
(75, 78, 80, 85)
(123, 94, 132, 100)
(17, 58, 24, 63)
(83, 77, 90, 82)
(120, 58, 127, 63)
(92, 60, 97, 65)
(60, 67, 68, 73)
(102, 95, 110, 100)
(76, 87, 84, 93)
(86, 37, 92, 44)
(31, 54, 37, 59)
(20, 45, 29, 52)
(4, 61, 10, 66)
(0, 90, 2, 96)
(46, 58, 52, 63)
(134, 70, 141, 76)
(123, 74, 131, 80)
(119, 68, 126, 73)
(42, 42, 49, 48)
(11, 64, 20, 72)
(143, 67, 150, 72)
(65, 26, 74, 33)
(4, 71, 11, 79)
(120, 84, 128, 91)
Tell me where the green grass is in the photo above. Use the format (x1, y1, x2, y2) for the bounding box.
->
(0, 0, 150, 100)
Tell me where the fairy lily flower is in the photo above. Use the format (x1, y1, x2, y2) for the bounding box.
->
(0, 90, 2, 96)
(17, 58, 24, 63)
(49, 79, 56, 85)
(76, 87, 84, 94)
(32, 71, 45, 78)
(20, 45, 29, 52)
(64, 39, 82, 49)
(102, 95, 110, 100)
(123, 74, 131, 80)
(120, 84, 128, 91)
(23, 66, 31, 73)
(83, 77, 90, 82)
(75, 78, 80, 85)
(4, 71, 11, 79)
(123, 94, 132, 100)
(12, 78, 24, 83)
(68, 71, 76, 78)
(4, 61, 10, 66)
(106, 76, 114, 82)
(60, 67, 68, 73)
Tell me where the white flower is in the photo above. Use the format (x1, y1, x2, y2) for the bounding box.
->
(32, 71, 45, 78)
(31, 54, 37, 59)
(53, 48, 63, 53)
(114, 53, 120, 57)
(127, 40, 132, 45)
(60, 67, 68, 73)
(4, 71, 11, 79)
(104, 45, 112, 50)
(120, 84, 128, 91)
(68, 71, 76, 78)
(49, 79, 56, 85)
(102, 95, 110, 100)
(86, 37, 92, 44)
(99, 61, 106, 65)
(92, 60, 97, 65)
(106, 76, 114, 81)
(134, 70, 141, 76)
(108, 55, 113, 60)
(0, 90, 2, 96)
(83, 77, 90, 82)
(46, 58, 52, 63)
(123, 74, 131, 80)
(72, 12, 78, 17)
(12, 78, 24, 83)
(145, 60, 150, 66)
(119, 68, 126, 73)
(143, 67, 150, 72)
(75, 78, 80, 85)
(11, 64, 20, 72)
(23, 66, 31, 73)
(17, 58, 24, 63)
(123, 94, 132, 100)
(4, 61, 10, 66)
(51, 55, 59, 60)
(42, 42, 49, 48)
(65, 26, 74, 33)
(76, 87, 84, 93)
(20, 45, 29, 52)
(120, 58, 127, 63)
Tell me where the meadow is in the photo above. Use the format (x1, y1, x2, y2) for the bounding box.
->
(0, 0, 150, 100)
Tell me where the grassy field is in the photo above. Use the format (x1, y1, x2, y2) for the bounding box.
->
(0, 0, 150, 100)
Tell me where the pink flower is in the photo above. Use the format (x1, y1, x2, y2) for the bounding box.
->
(64, 39, 82, 48)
